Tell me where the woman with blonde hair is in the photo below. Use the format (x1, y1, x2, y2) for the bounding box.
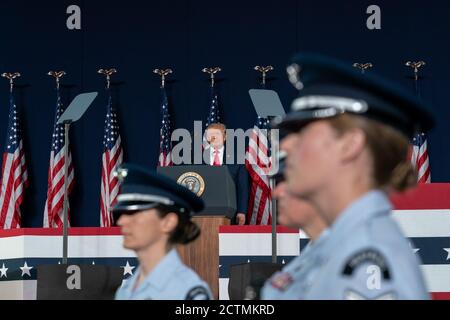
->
(274, 53, 435, 300)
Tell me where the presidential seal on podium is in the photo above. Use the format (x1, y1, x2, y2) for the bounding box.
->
(177, 172, 206, 197)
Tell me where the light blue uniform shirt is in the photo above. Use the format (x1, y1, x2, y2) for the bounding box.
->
(304, 190, 429, 300)
(115, 248, 212, 300)
(261, 229, 329, 300)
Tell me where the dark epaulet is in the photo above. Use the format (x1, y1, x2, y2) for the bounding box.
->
(185, 286, 211, 300)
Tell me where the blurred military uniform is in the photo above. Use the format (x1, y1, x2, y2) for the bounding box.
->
(272, 53, 435, 299)
(302, 190, 428, 300)
(112, 164, 212, 300)
(261, 151, 330, 299)
(115, 249, 211, 300)
(261, 229, 329, 299)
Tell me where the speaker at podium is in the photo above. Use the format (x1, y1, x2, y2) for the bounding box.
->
(157, 165, 237, 299)
(158, 164, 237, 217)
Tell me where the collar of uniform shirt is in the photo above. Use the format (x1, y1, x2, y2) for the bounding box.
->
(138, 248, 181, 290)
(301, 228, 330, 258)
(319, 190, 391, 255)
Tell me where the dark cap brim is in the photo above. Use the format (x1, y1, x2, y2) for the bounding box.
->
(272, 110, 329, 133)
(111, 202, 159, 213)
(281, 53, 436, 137)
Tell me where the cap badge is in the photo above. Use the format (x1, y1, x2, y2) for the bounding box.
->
(113, 167, 128, 183)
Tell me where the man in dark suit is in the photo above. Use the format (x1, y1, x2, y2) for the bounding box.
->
(204, 123, 249, 225)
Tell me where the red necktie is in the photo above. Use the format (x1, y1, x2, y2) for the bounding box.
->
(213, 149, 221, 166)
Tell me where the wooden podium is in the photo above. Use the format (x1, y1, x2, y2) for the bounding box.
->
(178, 216, 229, 299)
(158, 165, 237, 299)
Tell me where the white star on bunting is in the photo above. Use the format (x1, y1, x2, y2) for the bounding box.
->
(444, 248, 450, 260)
(0, 263, 8, 278)
(20, 262, 33, 277)
(122, 261, 135, 276)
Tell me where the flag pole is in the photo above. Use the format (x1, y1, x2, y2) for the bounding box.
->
(97, 68, 117, 90)
(202, 67, 221, 88)
(1, 72, 21, 93)
(405, 60, 430, 183)
(97, 68, 117, 109)
(153, 68, 173, 167)
(202, 67, 222, 133)
(254, 65, 274, 88)
(48, 70, 70, 263)
(254, 65, 278, 263)
(47, 71, 66, 90)
(352, 62, 373, 74)
(405, 61, 426, 96)
(153, 68, 172, 88)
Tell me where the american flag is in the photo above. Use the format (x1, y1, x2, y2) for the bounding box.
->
(409, 77, 431, 184)
(100, 90, 123, 226)
(205, 86, 220, 127)
(245, 117, 272, 225)
(410, 132, 431, 183)
(0, 93, 28, 229)
(43, 90, 74, 228)
(157, 87, 172, 167)
(203, 86, 221, 150)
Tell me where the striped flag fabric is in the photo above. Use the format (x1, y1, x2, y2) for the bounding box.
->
(100, 90, 123, 226)
(0, 92, 28, 228)
(409, 72, 431, 184)
(245, 116, 272, 225)
(43, 89, 74, 228)
(157, 87, 172, 167)
(410, 132, 431, 183)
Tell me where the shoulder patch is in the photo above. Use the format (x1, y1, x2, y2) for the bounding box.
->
(185, 286, 210, 300)
(342, 249, 391, 280)
(269, 273, 293, 291)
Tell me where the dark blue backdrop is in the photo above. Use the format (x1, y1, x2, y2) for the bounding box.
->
(0, 0, 448, 227)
